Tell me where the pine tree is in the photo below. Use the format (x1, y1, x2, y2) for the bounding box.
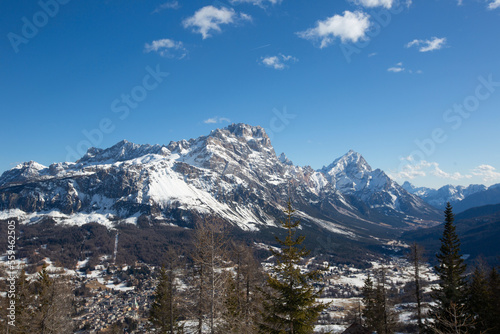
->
(362, 269, 397, 334)
(221, 275, 244, 333)
(32, 268, 74, 334)
(0, 269, 34, 334)
(149, 263, 184, 334)
(408, 243, 425, 333)
(487, 267, 500, 332)
(378, 268, 398, 334)
(259, 201, 328, 334)
(362, 274, 378, 330)
(427, 202, 468, 333)
(466, 265, 490, 334)
(12, 269, 35, 333)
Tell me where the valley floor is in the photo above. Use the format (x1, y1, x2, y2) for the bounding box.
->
(0, 252, 438, 333)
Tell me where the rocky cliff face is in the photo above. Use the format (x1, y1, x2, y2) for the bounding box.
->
(0, 124, 440, 236)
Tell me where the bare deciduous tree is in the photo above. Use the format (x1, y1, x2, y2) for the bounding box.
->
(220, 242, 263, 333)
(190, 218, 230, 334)
(427, 302, 475, 334)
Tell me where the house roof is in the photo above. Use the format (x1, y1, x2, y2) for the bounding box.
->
(341, 322, 372, 334)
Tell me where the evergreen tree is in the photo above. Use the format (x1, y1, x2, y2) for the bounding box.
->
(427, 202, 468, 333)
(362, 274, 378, 330)
(12, 269, 35, 334)
(362, 269, 397, 334)
(378, 269, 398, 334)
(0, 269, 34, 334)
(408, 243, 425, 333)
(487, 267, 500, 332)
(32, 268, 74, 334)
(466, 265, 490, 334)
(259, 201, 328, 334)
(149, 263, 184, 334)
(221, 275, 244, 333)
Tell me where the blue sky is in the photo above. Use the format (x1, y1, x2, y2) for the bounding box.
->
(1, 0, 500, 188)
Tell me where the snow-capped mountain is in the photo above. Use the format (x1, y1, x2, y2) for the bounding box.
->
(0, 124, 440, 237)
(402, 181, 493, 211)
(320, 151, 436, 218)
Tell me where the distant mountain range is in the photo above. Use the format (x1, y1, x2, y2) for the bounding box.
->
(0, 124, 439, 243)
(4, 123, 500, 267)
(402, 203, 500, 266)
(402, 181, 500, 213)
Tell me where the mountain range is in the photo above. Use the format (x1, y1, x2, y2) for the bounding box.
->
(0, 124, 440, 233)
(402, 202, 500, 266)
(402, 181, 500, 213)
(0, 123, 450, 266)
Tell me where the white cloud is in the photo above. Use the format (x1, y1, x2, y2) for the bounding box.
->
(368, 52, 377, 57)
(204, 116, 231, 124)
(230, 0, 282, 8)
(144, 39, 187, 59)
(389, 158, 425, 180)
(406, 37, 447, 52)
(388, 62, 405, 72)
(386, 62, 422, 74)
(388, 67, 404, 73)
(489, 0, 500, 9)
(391, 158, 471, 181)
(183, 6, 251, 39)
(391, 158, 500, 185)
(153, 1, 180, 13)
(431, 165, 469, 180)
(297, 11, 371, 48)
(261, 54, 298, 70)
(407, 69, 423, 74)
(472, 165, 500, 182)
(353, 0, 393, 8)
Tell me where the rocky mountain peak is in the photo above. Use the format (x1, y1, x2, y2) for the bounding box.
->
(226, 123, 268, 139)
(0, 161, 48, 186)
(77, 140, 168, 165)
(403, 181, 491, 210)
(279, 153, 293, 166)
(402, 181, 415, 191)
(0, 123, 441, 230)
(321, 150, 372, 179)
(209, 123, 272, 149)
(17, 160, 47, 171)
(337, 150, 371, 171)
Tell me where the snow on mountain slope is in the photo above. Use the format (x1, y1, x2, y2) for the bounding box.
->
(402, 181, 488, 210)
(0, 124, 439, 235)
(321, 150, 372, 193)
(319, 151, 435, 216)
(0, 161, 50, 185)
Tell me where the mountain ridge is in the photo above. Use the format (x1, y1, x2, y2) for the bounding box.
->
(403, 181, 500, 213)
(0, 124, 440, 239)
